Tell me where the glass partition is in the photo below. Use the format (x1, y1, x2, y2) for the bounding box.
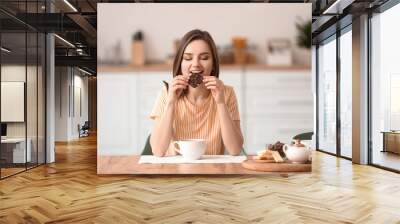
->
(0, 2, 46, 179)
(38, 32, 46, 165)
(26, 0, 40, 169)
(1, 31, 28, 177)
(27, 30, 38, 169)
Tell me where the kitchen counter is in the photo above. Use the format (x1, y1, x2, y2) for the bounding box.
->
(98, 63, 311, 73)
(381, 131, 400, 154)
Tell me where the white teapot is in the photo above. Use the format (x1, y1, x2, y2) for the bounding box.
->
(283, 139, 312, 163)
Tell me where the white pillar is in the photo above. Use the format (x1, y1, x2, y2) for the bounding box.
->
(46, 32, 55, 163)
(45, 0, 55, 163)
(55, 67, 74, 141)
(352, 14, 369, 164)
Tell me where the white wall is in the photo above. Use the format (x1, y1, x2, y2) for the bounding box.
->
(55, 67, 70, 141)
(98, 3, 311, 64)
(1, 66, 26, 140)
(1, 65, 37, 138)
(55, 67, 89, 141)
(1, 82, 25, 122)
(1, 66, 25, 125)
(1, 64, 46, 163)
(72, 73, 89, 138)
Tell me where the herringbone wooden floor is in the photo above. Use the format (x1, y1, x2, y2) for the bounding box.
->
(1, 135, 400, 224)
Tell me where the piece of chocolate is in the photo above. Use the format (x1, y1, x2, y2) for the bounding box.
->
(188, 72, 203, 88)
(268, 141, 286, 158)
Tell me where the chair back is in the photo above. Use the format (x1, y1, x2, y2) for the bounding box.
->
(292, 132, 313, 140)
(82, 121, 90, 129)
(142, 134, 153, 155)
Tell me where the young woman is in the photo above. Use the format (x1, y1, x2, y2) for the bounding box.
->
(150, 29, 243, 157)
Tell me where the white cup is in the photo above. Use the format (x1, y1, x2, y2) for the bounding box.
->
(174, 139, 206, 160)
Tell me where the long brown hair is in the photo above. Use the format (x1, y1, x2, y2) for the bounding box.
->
(172, 29, 219, 78)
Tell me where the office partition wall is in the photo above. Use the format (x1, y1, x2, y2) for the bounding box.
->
(0, 31, 28, 177)
(0, 1, 46, 179)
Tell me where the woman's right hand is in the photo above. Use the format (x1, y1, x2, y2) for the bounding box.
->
(167, 75, 189, 104)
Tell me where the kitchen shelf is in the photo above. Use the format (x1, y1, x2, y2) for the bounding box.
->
(98, 63, 311, 73)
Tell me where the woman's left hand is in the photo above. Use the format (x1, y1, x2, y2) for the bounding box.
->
(203, 76, 225, 104)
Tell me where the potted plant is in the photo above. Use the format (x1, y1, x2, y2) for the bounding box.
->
(294, 19, 312, 65)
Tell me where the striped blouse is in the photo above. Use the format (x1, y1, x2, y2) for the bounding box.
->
(150, 85, 240, 156)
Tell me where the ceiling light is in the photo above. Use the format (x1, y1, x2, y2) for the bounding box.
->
(1, 47, 11, 53)
(323, 0, 355, 15)
(63, 0, 78, 12)
(78, 67, 93, 76)
(54, 34, 75, 48)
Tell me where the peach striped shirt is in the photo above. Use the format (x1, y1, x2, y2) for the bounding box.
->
(150, 85, 240, 156)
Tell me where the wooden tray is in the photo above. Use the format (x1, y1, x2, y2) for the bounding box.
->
(241, 158, 311, 172)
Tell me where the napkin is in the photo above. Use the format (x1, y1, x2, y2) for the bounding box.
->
(138, 155, 247, 164)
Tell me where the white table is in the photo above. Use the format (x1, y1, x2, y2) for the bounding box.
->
(1, 138, 31, 163)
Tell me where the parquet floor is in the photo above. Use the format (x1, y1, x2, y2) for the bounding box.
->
(373, 151, 400, 171)
(1, 167, 26, 177)
(1, 135, 400, 223)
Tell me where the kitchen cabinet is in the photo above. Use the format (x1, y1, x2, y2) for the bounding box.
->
(243, 70, 313, 153)
(97, 72, 139, 155)
(137, 71, 170, 154)
(219, 69, 245, 134)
